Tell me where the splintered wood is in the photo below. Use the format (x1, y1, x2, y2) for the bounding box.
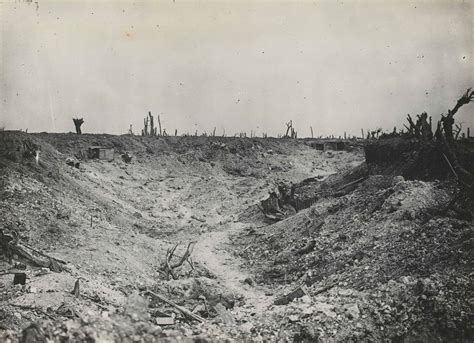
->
(164, 242, 195, 280)
(145, 290, 205, 323)
(0, 229, 66, 272)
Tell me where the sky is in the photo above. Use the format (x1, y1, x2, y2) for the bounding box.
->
(1, 0, 473, 137)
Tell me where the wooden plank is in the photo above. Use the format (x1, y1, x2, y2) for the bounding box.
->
(155, 317, 175, 325)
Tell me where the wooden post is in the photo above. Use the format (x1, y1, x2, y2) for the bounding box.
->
(344, 131, 346, 140)
(468, 127, 471, 138)
(143, 117, 148, 136)
(310, 126, 313, 138)
(158, 115, 162, 136)
(148, 112, 153, 135)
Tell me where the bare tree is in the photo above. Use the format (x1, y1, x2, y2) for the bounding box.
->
(454, 122, 464, 140)
(73, 118, 84, 134)
(441, 88, 474, 142)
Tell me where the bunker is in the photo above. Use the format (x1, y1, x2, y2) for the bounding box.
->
(87, 146, 114, 161)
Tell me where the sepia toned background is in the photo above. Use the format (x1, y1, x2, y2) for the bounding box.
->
(1, 0, 473, 136)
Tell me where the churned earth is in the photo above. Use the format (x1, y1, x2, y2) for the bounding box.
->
(0, 132, 370, 341)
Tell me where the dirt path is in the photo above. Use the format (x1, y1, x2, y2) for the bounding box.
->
(193, 223, 273, 313)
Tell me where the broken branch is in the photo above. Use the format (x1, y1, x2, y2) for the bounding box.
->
(145, 290, 205, 323)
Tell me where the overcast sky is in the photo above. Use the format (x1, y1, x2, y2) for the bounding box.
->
(1, 0, 473, 137)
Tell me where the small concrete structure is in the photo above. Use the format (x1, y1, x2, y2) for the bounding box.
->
(87, 146, 114, 161)
(307, 140, 347, 151)
(324, 141, 346, 151)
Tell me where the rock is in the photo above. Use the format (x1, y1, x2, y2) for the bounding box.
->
(288, 314, 299, 322)
(392, 175, 405, 186)
(122, 153, 132, 163)
(21, 323, 45, 343)
(193, 304, 207, 316)
(14, 262, 27, 270)
(243, 277, 254, 286)
(338, 288, 354, 296)
(125, 292, 150, 322)
(344, 303, 360, 320)
(314, 302, 337, 318)
(240, 322, 254, 333)
(214, 303, 235, 325)
(301, 307, 314, 317)
(150, 326, 163, 336)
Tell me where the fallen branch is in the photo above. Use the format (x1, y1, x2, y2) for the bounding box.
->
(21, 243, 67, 264)
(336, 177, 366, 192)
(12, 244, 64, 272)
(312, 283, 336, 296)
(256, 204, 284, 221)
(0, 270, 24, 276)
(1, 229, 66, 272)
(442, 153, 459, 180)
(294, 240, 316, 256)
(145, 290, 205, 323)
(190, 215, 206, 223)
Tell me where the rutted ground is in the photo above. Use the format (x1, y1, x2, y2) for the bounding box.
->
(0, 132, 363, 341)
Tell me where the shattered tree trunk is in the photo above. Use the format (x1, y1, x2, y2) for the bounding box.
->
(73, 118, 84, 135)
(143, 116, 149, 136)
(366, 88, 474, 184)
(149, 112, 156, 135)
(1, 230, 66, 272)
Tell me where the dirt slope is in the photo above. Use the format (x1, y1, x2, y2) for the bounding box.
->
(235, 176, 473, 342)
(1, 131, 472, 342)
(0, 131, 364, 341)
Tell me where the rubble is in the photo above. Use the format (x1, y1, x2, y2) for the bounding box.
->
(0, 130, 471, 341)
